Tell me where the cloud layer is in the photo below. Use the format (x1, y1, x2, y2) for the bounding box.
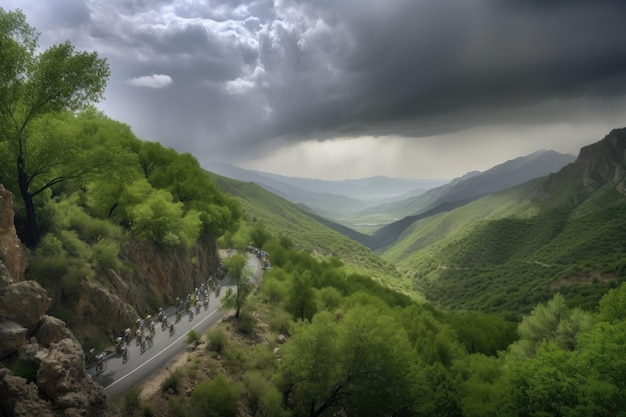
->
(6, 0, 626, 178)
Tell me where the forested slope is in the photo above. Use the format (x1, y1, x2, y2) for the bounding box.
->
(385, 128, 626, 318)
(206, 172, 403, 287)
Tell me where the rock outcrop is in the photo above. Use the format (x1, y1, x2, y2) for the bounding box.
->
(576, 128, 626, 194)
(533, 127, 626, 203)
(0, 184, 26, 283)
(0, 185, 106, 417)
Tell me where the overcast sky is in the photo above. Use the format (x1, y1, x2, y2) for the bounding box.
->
(6, 0, 626, 179)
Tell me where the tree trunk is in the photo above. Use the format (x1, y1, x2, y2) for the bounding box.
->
(17, 155, 40, 248)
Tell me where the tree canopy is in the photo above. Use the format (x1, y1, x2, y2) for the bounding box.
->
(0, 8, 110, 246)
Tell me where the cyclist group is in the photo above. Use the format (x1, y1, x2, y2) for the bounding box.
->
(86, 275, 222, 374)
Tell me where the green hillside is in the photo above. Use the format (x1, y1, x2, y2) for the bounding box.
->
(384, 153, 626, 318)
(206, 172, 406, 291)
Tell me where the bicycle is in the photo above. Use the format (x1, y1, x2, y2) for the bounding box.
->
(122, 346, 129, 363)
(139, 337, 147, 354)
(146, 334, 154, 349)
(188, 309, 194, 321)
(169, 323, 175, 336)
(95, 353, 106, 375)
(175, 310, 181, 323)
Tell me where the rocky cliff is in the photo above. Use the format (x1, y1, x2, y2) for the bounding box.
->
(576, 128, 626, 194)
(533, 128, 626, 203)
(66, 233, 220, 345)
(0, 185, 106, 417)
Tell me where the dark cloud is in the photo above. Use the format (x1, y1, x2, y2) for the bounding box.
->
(256, 0, 626, 144)
(5, 0, 626, 171)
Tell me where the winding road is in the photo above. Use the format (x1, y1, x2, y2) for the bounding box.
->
(88, 254, 262, 397)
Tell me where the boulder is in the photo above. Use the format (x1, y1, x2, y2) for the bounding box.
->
(36, 315, 80, 348)
(37, 338, 106, 417)
(0, 368, 54, 417)
(73, 280, 139, 343)
(0, 319, 28, 360)
(0, 280, 52, 330)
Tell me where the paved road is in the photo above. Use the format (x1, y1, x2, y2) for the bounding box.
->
(89, 255, 262, 396)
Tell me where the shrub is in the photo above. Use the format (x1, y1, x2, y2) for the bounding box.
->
(91, 238, 121, 272)
(186, 329, 202, 344)
(206, 328, 228, 353)
(122, 387, 142, 415)
(257, 383, 288, 417)
(236, 310, 255, 334)
(161, 369, 184, 393)
(191, 373, 238, 417)
(268, 307, 292, 335)
(260, 277, 286, 303)
(318, 286, 342, 311)
(243, 371, 271, 412)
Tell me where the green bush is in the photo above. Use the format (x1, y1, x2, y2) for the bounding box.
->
(91, 238, 121, 272)
(206, 328, 228, 353)
(186, 330, 202, 345)
(236, 310, 255, 334)
(28, 254, 69, 286)
(257, 383, 288, 417)
(161, 368, 184, 393)
(318, 286, 342, 311)
(123, 387, 142, 415)
(260, 277, 286, 303)
(242, 369, 288, 416)
(190, 373, 238, 417)
(267, 307, 292, 335)
(244, 371, 275, 413)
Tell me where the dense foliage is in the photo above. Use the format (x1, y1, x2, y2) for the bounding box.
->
(150, 234, 626, 417)
(389, 182, 626, 318)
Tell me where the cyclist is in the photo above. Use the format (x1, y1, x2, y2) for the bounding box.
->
(95, 352, 106, 374)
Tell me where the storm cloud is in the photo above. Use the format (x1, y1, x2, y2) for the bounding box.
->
(5, 0, 626, 178)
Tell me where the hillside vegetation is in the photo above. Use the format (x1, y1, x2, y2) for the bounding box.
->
(129, 236, 626, 417)
(207, 173, 406, 292)
(385, 129, 626, 318)
(0, 8, 241, 344)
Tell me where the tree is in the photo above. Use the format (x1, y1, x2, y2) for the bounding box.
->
(220, 253, 253, 318)
(0, 8, 110, 247)
(286, 270, 317, 321)
(276, 308, 416, 417)
(510, 293, 592, 358)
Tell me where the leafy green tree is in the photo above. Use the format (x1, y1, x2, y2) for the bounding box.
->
(598, 282, 626, 323)
(276, 308, 416, 417)
(510, 293, 592, 358)
(135, 142, 241, 238)
(127, 187, 201, 248)
(250, 220, 271, 248)
(220, 253, 253, 318)
(0, 8, 110, 247)
(286, 270, 317, 321)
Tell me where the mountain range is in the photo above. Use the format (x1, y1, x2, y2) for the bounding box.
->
(206, 149, 575, 250)
(203, 161, 448, 221)
(206, 127, 626, 316)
